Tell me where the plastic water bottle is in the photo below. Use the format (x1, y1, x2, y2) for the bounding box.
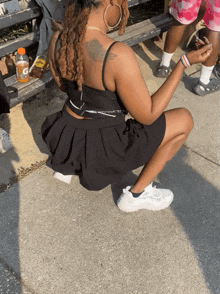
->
(15, 47, 29, 83)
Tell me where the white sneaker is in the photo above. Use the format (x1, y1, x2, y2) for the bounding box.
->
(117, 182, 174, 212)
(53, 172, 72, 184)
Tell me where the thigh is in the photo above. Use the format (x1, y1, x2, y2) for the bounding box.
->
(159, 108, 194, 147)
(169, 0, 202, 24)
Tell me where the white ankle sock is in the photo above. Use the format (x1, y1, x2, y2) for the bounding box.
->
(200, 65, 215, 85)
(160, 51, 174, 67)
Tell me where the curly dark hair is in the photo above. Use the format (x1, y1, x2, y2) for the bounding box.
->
(58, 0, 129, 91)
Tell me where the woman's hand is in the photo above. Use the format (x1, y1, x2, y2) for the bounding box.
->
(186, 36, 213, 65)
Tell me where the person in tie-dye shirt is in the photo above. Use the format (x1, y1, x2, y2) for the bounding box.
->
(155, 0, 220, 96)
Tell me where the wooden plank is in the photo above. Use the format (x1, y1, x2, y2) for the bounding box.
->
(0, 6, 41, 30)
(5, 71, 41, 89)
(108, 13, 173, 44)
(0, 32, 39, 58)
(0, 0, 150, 6)
(109, 13, 171, 38)
(8, 70, 54, 107)
(128, 0, 151, 7)
(6, 69, 53, 91)
(0, 13, 172, 59)
(0, 0, 12, 3)
(121, 27, 161, 46)
(0, 0, 20, 16)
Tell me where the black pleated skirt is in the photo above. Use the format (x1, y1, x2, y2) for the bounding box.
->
(41, 108, 166, 191)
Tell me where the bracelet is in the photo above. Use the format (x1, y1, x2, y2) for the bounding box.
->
(180, 54, 191, 68)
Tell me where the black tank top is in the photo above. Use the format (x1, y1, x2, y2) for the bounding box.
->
(64, 42, 127, 119)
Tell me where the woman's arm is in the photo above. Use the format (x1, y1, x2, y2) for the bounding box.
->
(112, 41, 212, 125)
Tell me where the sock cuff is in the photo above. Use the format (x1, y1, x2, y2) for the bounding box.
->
(201, 64, 215, 71)
(163, 51, 175, 56)
(160, 51, 174, 67)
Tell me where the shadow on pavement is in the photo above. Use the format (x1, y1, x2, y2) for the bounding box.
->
(160, 147, 220, 294)
(133, 40, 177, 77)
(21, 86, 67, 156)
(111, 146, 220, 294)
(182, 76, 200, 94)
(0, 184, 22, 293)
(0, 115, 22, 293)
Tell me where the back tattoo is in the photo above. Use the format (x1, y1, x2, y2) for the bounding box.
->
(85, 39, 117, 62)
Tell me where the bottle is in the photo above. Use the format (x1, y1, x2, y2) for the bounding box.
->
(5, 54, 16, 75)
(29, 50, 48, 79)
(15, 47, 29, 83)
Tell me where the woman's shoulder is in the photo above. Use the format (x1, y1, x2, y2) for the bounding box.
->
(111, 41, 135, 57)
(106, 41, 139, 71)
(105, 41, 138, 68)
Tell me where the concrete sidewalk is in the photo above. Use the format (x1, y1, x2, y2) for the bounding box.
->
(0, 39, 219, 294)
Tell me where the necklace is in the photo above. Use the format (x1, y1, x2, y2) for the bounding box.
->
(87, 26, 106, 35)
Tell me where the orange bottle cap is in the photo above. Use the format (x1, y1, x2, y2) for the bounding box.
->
(17, 47, 26, 55)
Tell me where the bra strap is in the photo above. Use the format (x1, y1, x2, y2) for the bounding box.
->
(101, 41, 118, 90)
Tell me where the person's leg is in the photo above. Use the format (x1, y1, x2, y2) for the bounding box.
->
(194, 0, 220, 95)
(194, 30, 220, 95)
(130, 108, 193, 193)
(215, 36, 220, 79)
(155, 21, 187, 77)
(213, 54, 220, 79)
(202, 30, 219, 67)
(117, 108, 193, 212)
(164, 20, 187, 55)
(155, 0, 201, 77)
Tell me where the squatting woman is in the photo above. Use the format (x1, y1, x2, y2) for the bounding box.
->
(42, 0, 213, 212)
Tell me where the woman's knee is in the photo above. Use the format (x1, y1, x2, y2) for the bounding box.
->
(179, 108, 194, 134)
(163, 108, 194, 143)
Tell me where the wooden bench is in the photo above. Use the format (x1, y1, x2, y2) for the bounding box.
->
(0, 0, 173, 108)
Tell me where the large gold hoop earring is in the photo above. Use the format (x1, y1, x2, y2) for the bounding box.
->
(103, 4, 122, 29)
